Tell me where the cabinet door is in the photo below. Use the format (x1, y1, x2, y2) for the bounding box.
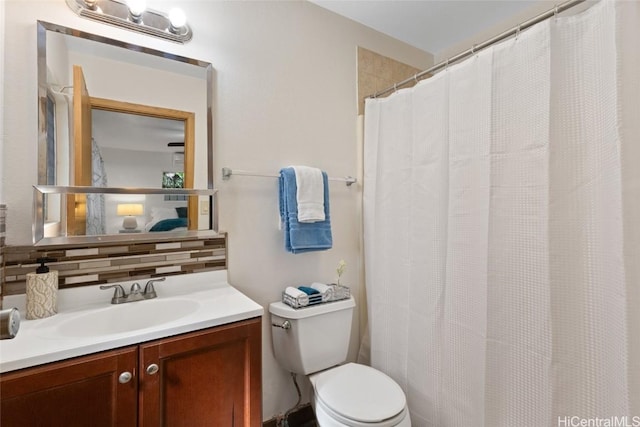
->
(0, 346, 138, 427)
(139, 317, 261, 427)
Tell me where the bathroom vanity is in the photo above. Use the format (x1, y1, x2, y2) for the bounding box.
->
(0, 271, 262, 426)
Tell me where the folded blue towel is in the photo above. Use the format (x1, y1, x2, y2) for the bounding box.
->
(298, 286, 320, 295)
(279, 167, 332, 253)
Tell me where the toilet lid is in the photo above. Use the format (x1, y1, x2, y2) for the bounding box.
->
(314, 363, 406, 423)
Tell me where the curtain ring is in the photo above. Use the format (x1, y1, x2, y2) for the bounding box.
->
(445, 58, 449, 71)
(393, 83, 398, 92)
(515, 24, 521, 40)
(554, 5, 559, 18)
(414, 73, 419, 84)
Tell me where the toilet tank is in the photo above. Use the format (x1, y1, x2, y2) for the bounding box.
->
(269, 296, 355, 375)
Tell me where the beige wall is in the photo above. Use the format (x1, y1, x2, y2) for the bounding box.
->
(1, 0, 431, 420)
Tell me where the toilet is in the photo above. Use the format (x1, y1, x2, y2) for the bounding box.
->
(269, 297, 411, 427)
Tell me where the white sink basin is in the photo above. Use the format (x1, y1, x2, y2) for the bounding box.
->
(55, 298, 200, 337)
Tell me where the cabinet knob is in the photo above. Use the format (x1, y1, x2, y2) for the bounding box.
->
(146, 363, 159, 375)
(119, 371, 133, 384)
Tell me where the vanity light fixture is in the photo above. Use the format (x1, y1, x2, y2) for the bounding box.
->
(66, 0, 192, 43)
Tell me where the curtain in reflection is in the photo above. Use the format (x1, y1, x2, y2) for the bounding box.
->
(363, 1, 640, 425)
(86, 139, 108, 235)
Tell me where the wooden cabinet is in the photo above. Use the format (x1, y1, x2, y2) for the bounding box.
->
(139, 317, 262, 427)
(0, 346, 137, 427)
(0, 317, 262, 427)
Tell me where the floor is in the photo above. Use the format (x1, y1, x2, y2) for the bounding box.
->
(263, 404, 317, 427)
(267, 418, 317, 427)
(286, 406, 317, 427)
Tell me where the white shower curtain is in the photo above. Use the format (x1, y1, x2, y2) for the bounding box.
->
(363, 1, 640, 426)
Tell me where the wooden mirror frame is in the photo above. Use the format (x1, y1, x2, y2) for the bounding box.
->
(67, 94, 197, 235)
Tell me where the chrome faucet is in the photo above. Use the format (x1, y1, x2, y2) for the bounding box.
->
(100, 277, 165, 304)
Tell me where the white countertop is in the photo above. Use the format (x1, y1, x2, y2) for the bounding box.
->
(0, 270, 263, 373)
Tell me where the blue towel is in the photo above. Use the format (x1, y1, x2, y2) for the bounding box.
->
(298, 286, 320, 295)
(279, 167, 332, 253)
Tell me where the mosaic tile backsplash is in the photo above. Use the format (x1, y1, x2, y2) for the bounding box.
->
(2, 233, 227, 297)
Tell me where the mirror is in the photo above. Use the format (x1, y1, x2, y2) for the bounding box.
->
(33, 186, 217, 245)
(36, 21, 215, 243)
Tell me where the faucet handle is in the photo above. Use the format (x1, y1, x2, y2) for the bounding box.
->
(100, 284, 126, 304)
(143, 277, 165, 298)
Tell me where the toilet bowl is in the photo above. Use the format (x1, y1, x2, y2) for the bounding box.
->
(269, 297, 411, 427)
(309, 363, 410, 427)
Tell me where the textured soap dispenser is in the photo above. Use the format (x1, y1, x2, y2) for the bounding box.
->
(25, 258, 58, 320)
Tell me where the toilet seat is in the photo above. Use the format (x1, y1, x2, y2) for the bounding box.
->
(314, 395, 409, 427)
(310, 363, 408, 426)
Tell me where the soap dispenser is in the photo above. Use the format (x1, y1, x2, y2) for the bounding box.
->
(25, 258, 58, 320)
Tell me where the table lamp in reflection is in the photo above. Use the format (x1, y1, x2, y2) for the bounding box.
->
(117, 203, 144, 230)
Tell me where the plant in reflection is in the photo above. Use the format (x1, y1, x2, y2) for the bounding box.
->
(162, 172, 184, 188)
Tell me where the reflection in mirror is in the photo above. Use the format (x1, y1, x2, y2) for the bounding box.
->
(93, 111, 186, 192)
(37, 21, 215, 244)
(82, 97, 198, 235)
(34, 186, 217, 246)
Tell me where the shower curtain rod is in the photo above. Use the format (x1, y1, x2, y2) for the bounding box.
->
(367, 0, 587, 99)
(221, 167, 357, 187)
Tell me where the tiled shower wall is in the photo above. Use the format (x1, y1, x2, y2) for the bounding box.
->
(357, 47, 422, 115)
(1, 232, 227, 297)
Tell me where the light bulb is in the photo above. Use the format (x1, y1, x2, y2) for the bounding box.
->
(168, 8, 187, 32)
(84, 0, 98, 9)
(127, 0, 146, 21)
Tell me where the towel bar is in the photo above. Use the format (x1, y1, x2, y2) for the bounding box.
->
(221, 167, 357, 187)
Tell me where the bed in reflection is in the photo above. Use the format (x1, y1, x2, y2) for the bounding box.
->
(145, 207, 188, 232)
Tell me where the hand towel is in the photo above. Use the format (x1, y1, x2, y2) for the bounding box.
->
(284, 286, 309, 307)
(292, 166, 325, 223)
(279, 167, 332, 253)
(310, 282, 333, 302)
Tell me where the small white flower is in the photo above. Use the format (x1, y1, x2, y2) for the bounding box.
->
(336, 260, 347, 284)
